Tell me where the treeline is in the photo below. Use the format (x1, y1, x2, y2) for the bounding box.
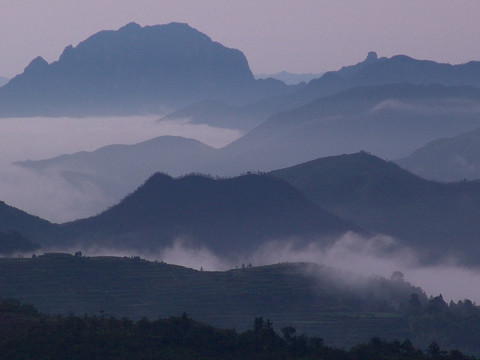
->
(0, 299, 475, 360)
(402, 294, 480, 355)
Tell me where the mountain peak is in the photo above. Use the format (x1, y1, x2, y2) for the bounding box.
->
(119, 22, 141, 31)
(366, 51, 378, 62)
(24, 56, 48, 74)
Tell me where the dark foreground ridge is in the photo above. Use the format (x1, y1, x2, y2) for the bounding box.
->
(0, 298, 476, 359)
(1, 255, 480, 354)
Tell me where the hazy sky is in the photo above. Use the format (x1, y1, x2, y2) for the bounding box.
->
(1, 1, 480, 78)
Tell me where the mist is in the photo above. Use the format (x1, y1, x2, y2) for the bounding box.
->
(83, 232, 480, 304)
(0, 116, 242, 222)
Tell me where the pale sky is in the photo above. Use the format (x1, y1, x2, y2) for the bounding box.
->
(1, 1, 480, 78)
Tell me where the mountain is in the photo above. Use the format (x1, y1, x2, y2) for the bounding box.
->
(0, 76, 8, 87)
(17, 84, 480, 209)
(0, 256, 424, 348)
(161, 52, 480, 131)
(0, 23, 294, 117)
(215, 83, 480, 174)
(0, 231, 39, 255)
(271, 152, 480, 264)
(57, 173, 358, 256)
(17, 135, 216, 202)
(296, 51, 480, 103)
(255, 71, 324, 85)
(396, 127, 480, 182)
(0, 200, 59, 249)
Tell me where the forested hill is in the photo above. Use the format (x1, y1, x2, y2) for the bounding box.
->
(60, 173, 358, 255)
(2, 257, 480, 356)
(0, 299, 476, 359)
(271, 151, 480, 264)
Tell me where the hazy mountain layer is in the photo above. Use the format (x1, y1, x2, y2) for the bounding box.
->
(255, 71, 324, 85)
(19, 83, 480, 208)
(17, 135, 216, 202)
(396, 128, 480, 182)
(216, 83, 480, 174)
(271, 152, 480, 264)
(0, 22, 293, 117)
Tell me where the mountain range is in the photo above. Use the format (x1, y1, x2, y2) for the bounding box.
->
(0, 22, 295, 117)
(168, 51, 480, 131)
(0, 172, 357, 257)
(10, 151, 480, 264)
(18, 82, 480, 205)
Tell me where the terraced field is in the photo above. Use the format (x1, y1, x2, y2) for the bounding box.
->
(0, 254, 413, 348)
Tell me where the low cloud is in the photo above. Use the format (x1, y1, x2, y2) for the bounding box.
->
(0, 163, 113, 222)
(21, 232, 480, 303)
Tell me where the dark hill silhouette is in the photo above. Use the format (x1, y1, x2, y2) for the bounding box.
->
(0, 257, 425, 349)
(0, 22, 293, 116)
(59, 173, 358, 256)
(271, 152, 480, 264)
(396, 127, 480, 182)
(0, 200, 62, 252)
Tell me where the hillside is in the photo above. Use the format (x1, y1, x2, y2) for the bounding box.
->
(58, 173, 357, 256)
(271, 152, 480, 264)
(0, 200, 59, 249)
(0, 22, 293, 117)
(0, 256, 423, 348)
(396, 127, 480, 182)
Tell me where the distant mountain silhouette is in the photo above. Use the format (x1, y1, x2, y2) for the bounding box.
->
(58, 173, 358, 256)
(255, 71, 324, 85)
(17, 135, 216, 202)
(396, 127, 480, 182)
(272, 152, 480, 264)
(296, 51, 480, 103)
(215, 83, 480, 174)
(0, 22, 294, 117)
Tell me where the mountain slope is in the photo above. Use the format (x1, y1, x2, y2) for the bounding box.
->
(58, 173, 358, 256)
(0, 22, 293, 116)
(271, 152, 480, 264)
(216, 83, 480, 174)
(0, 257, 424, 348)
(396, 127, 480, 182)
(0, 200, 59, 249)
